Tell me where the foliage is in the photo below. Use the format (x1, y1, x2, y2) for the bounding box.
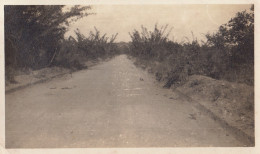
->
(75, 28, 118, 58)
(205, 5, 254, 64)
(54, 28, 119, 69)
(4, 5, 91, 82)
(129, 24, 173, 60)
(129, 5, 254, 87)
(5, 5, 91, 69)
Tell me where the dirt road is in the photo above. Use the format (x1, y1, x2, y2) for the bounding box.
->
(6, 55, 245, 148)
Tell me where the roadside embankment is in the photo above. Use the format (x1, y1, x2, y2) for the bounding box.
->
(175, 75, 254, 144)
(130, 56, 254, 145)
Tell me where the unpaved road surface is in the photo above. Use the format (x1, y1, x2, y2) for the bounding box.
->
(6, 55, 245, 148)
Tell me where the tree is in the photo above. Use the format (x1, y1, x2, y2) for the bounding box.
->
(5, 5, 92, 69)
(205, 5, 254, 64)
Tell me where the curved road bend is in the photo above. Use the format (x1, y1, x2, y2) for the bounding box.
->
(6, 55, 244, 148)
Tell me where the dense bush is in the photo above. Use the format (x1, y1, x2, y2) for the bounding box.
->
(5, 6, 91, 69)
(5, 5, 91, 82)
(129, 24, 173, 60)
(205, 5, 254, 85)
(129, 6, 254, 87)
(54, 28, 119, 69)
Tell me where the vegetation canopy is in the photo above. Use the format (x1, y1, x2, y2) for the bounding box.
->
(129, 5, 254, 86)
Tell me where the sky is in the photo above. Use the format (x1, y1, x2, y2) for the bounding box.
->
(64, 4, 252, 43)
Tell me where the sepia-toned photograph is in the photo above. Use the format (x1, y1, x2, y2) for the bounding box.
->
(4, 3, 255, 150)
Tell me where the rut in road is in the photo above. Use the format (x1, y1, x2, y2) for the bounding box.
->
(5, 54, 245, 148)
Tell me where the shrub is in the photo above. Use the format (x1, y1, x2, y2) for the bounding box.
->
(54, 28, 119, 70)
